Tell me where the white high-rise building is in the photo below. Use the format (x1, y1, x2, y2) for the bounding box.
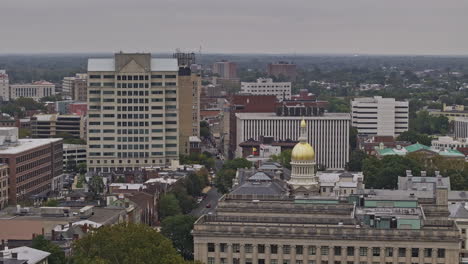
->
(86, 53, 180, 172)
(241, 78, 291, 100)
(351, 96, 409, 137)
(0, 70, 9, 101)
(235, 113, 350, 169)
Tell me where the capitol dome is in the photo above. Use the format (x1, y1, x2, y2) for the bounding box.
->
(291, 119, 315, 161)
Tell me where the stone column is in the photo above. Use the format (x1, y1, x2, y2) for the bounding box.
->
(253, 244, 258, 264)
(227, 243, 233, 264)
(393, 247, 398, 264)
(406, 247, 411, 264)
(368, 247, 373, 263)
(380, 247, 385, 263)
(290, 245, 296, 264)
(215, 243, 220, 263)
(240, 244, 245, 264)
(265, 245, 271, 264)
(278, 245, 284, 264)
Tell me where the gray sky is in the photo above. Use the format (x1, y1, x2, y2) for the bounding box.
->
(1, 0, 467, 55)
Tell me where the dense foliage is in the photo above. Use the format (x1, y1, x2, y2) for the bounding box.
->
(32, 235, 66, 264)
(71, 223, 195, 264)
(214, 158, 252, 193)
(161, 215, 197, 260)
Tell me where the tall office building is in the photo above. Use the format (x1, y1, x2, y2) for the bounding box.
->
(10, 81, 55, 101)
(455, 117, 468, 139)
(351, 96, 409, 137)
(236, 113, 350, 169)
(173, 52, 201, 155)
(62, 73, 87, 100)
(87, 53, 180, 172)
(267, 62, 297, 80)
(241, 78, 291, 100)
(213, 61, 237, 79)
(0, 70, 9, 102)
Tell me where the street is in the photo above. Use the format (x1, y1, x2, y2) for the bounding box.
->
(190, 187, 222, 217)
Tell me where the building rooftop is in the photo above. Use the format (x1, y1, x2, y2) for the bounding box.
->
(88, 58, 178, 72)
(6, 247, 50, 264)
(236, 112, 351, 120)
(0, 138, 61, 155)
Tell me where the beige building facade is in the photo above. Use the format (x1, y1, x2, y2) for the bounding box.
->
(0, 163, 8, 210)
(10, 81, 55, 101)
(87, 53, 180, 172)
(177, 67, 201, 155)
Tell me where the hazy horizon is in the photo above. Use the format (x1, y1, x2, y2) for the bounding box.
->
(1, 0, 467, 55)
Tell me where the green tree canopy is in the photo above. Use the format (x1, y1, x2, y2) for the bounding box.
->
(346, 150, 367, 172)
(396, 131, 432, 146)
(32, 235, 66, 264)
(270, 149, 292, 169)
(71, 223, 193, 264)
(159, 194, 182, 219)
(161, 215, 197, 260)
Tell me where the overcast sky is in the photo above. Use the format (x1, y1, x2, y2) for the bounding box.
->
(1, 0, 467, 55)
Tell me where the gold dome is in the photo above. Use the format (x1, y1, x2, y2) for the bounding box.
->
(300, 119, 306, 128)
(291, 142, 315, 161)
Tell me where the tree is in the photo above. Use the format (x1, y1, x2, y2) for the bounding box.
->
(71, 223, 193, 264)
(159, 194, 182, 219)
(270, 149, 292, 169)
(161, 215, 197, 260)
(43, 199, 59, 207)
(185, 173, 203, 197)
(32, 235, 66, 264)
(88, 175, 104, 199)
(397, 131, 432, 146)
(346, 150, 367, 171)
(223, 158, 252, 171)
(349, 127, 358, 150)
(77, 163, 87, 174)
(214, 169, 236, 194)
(200, 121, 210, 138)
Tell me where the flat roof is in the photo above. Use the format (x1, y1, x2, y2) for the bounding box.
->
(88, 58, 178, 72)
(236, 112, 351, 120)
(0, 138, 61, 155)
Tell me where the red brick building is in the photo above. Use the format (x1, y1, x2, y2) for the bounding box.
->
(227, 95, 277, 159)
(0, 128, 63, 204)
(267, 62, 297, 81)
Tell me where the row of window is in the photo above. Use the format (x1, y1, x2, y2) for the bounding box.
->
(207, 243, 446, 259)
(209, 259, 444, 264)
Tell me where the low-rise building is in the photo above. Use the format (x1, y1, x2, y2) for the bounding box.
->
(428, 104, 468, 121)
(31, 114, 86, 140)
(241, 78, 291, 100)
(375, 143, 465, 159)
(1, 246, 50, 264)
(10, 81, 55, 101)
(0, 70, 9, 101)
(63, 144, 86, 169)
(432, 136, 468, 151)
(0, 127, 63, 204)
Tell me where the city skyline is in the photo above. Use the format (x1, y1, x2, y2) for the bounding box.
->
(0, 0, 467, 55)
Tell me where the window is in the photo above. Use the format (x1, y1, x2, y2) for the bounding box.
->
(271, 260, 277, 264)
(245, 244, 253, 253)
(308, 246, 316, 255)
(151, 75, 162, 78)
(220, 243, 226, 253)
(398, 248, 406, 257)
(258, 244, 265, 254)
(321, 246, 329, 256)
(437, 249, 445, 258)
(283, 245, 291, 254)
(372, 247, 380, 257)
(207, 243, 215, 252)
(359, 247, 367, 256)
(334, 246, 341, 256)
(424, 248, 432, 258)
(271, 245, 278, 254)
(296, 245, 303, 255)
(411, 248, 419, 258)
(347, 247, 354, 256)
(165, 74, 176, 78)
(151, 90, 163, 94)
(166, 82, 176, 86)
(385, 247, 393, 257)
(207, 257, 215, 264)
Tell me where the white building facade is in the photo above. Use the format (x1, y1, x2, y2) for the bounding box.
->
(455, 117, 468, 139)
(351, 96, 409, 137)
(240, 78, 291, 100)
(0, 70, 9, 101)
(63, 144, 87, 167)
(87, 53, 180, 172)
(236, 113, 350, 169)
(432, 136, 468, 150)
(10, 81, 55, 101)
